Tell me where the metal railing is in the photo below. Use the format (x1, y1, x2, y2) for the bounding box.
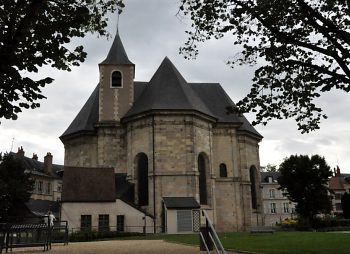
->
(0, 217, 69, 253)
(199, 210, 226, 254)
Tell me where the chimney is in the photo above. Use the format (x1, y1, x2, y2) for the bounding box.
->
(44, 152, 53, 174)
(17, 146, 25, 157)
(32, 153, 38, 161)
(336, 166, 341, 177)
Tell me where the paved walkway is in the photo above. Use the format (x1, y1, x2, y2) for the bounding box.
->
(7, 240, 236, 254)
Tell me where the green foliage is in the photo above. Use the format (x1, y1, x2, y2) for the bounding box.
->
(341, 192, 350, 218)
(264, 163, 278, 172)
(278, 154, 332, 221)
(0, 153, 34, 221)
(179, 0, 350, 133)
(0, 0, 124, 120)
(69, 230, 144, 242)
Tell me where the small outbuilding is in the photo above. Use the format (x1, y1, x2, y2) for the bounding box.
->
(163, 197, 200, 234)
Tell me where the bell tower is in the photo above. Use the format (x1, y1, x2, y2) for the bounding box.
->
(98, 32, 135, 122)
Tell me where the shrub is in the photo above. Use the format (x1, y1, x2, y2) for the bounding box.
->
(69, 230, 144, 242)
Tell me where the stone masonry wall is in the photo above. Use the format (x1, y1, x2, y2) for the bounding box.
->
(63, 135, 98, 167)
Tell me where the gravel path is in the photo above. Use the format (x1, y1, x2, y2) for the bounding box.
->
(7, 240, 218, 254)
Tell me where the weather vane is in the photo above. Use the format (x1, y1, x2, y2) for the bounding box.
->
(116, 6, 123, 32)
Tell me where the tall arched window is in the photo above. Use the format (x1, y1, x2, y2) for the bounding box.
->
(136, 153, 148, 206)
(198, 153, 208, 205)
(111, 71, 122, 88)
(219, 163, 227, 177)
(250, 166, 258, 209)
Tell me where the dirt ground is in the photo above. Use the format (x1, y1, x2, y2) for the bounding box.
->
(6, 239, 236, 254)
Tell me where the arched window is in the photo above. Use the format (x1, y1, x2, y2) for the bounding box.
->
(198, 153, 208, 205)
(219, 163, 227, 177)
(136, 153, 148, 206)
(250, 166, 258, 209)
(111, 71, 122, 88)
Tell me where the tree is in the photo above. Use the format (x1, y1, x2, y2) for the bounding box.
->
(341, 192, 350, 219)
(278, 154, 332, 222)
(263, 163, 278, 172)
(179, 0, 350, 133)
(0, 0, 124, 120)
(0, 153, 34, 221)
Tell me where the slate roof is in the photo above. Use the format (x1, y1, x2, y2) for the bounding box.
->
(60, 85, 99, 138)
(124, 57, 213, 118)
(163, 197, 200, 209)
(62, 167, 116, 202)
(115, 173, 134, 203)
(25, 199, 60, 217)
(60, 57, 262, 140)
(11, 152, 62, 179)
(260, 172, 280, 183)
(100, 32, 134, 65)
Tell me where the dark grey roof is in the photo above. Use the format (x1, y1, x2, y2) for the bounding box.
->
(260, 172, 281, 183)
(100, 32, 133, 65)
(62, 167, 116, 202)
(11, 152, 62, 179)
(60, 85, 99, 139)
(190, 83, 262, 137)
(25, 199, 60, 217)
(115, 173, 134, 202)
(125, 57, 213, 118)
(61, 58, 262, 139)
(163, 197, 200, 209)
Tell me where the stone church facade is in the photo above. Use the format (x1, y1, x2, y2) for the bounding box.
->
(60, 32, 263, 232)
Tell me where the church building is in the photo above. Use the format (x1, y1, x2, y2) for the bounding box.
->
(60, 32, 263, 233)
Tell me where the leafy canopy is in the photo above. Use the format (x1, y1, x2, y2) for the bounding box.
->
(278, 154, 332, 220)
(179, 0, 350, 133)
(0, 153, 34, 221)
(0, 0, 124, 120)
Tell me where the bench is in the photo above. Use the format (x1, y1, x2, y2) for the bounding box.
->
(250, 226, 276, 234)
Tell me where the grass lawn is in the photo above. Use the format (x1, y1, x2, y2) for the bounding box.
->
(127, 231, 350, 254)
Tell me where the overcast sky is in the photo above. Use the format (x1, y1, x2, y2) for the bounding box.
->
(1, 0, 349, 173)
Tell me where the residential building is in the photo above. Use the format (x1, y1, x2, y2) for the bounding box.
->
(13, 147, 63, 218)
(329, 166, 350, 215)
(260, 172, 296, 226)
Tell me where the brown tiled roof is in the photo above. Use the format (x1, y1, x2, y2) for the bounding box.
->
(329, 176, 345, 190)
(62, 167, 115, 202)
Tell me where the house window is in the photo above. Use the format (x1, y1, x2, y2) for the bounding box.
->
(57, 184, 62, 192)
(270, 203, 276, 214)
(335, 203, 342, 211)
(283, 203, 289, 213)
(335, 193, 343, 200)
(38, 181, 43, 193)
(177, 210, 192, 232)
(219, 163, 227, 177)
(117, 215, 125, 232)
(269, 189, 276, 198)
(81, 215, 92, 231)
(98, 214, 109, 232)
(46, 182, 51, 194)
(111, 71, 122, 88)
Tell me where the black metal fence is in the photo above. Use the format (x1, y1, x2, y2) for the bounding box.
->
(0, 217, 68, 253)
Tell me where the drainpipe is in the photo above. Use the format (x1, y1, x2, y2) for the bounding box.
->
(152, 115, 156, 233)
